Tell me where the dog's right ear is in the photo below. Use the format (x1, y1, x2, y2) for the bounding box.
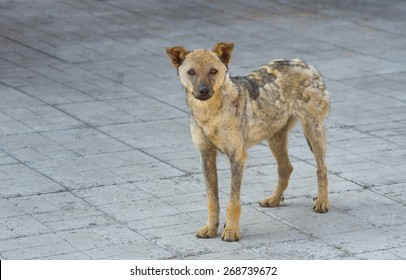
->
(166, 46, 189, 69)
(213, 42, 234, 66)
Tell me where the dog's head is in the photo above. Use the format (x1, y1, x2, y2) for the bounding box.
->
(166, 42, 234, 101)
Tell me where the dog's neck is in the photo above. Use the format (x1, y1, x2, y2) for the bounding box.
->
(221, 74, 237, 97)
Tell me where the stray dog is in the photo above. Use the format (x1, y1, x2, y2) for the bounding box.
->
(166, 42, 329, 242)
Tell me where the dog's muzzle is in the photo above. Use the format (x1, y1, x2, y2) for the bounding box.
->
(194, 86, 212, 101)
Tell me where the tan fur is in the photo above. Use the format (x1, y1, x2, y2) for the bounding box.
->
(166, 42, 330, 242)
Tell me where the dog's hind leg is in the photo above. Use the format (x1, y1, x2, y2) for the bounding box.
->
(301, 118, 329, 213)
(196, 147, 219, 238)
(260, 120, 294, 208)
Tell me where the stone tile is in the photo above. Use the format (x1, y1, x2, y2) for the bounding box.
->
(0, 164, 65, 198)
(46, 216, 115, 232)
(340, 166, 406, 187)
(114, 150, 162, 165)
(97, 201, 151, 222)
(355, 250, 402, 260)
(43, 173, 97, 190)
(91, 224, 146, 244)
(239, 228, 309, 248)
(33, 207, 103, 223)
(254, 197, 374, 237)
(57, 101, 139, 126)
(0, 199, 26, 218)
(0, 223, 17, 240)
(40, 128, 131, 156)
(30, 157, 101, 175)
(0, 84, 44, 109)
(163, 157, 202, 173)
(287, 174, 363, 197)
(373, 183, 406, 204)
(0, 112, 33, 136)
(99, 120, 190, 149)
(134, 198, 185, 218)
(43, 252, 91, 260)
(128, 213, 198, 231)
(73, 183, 153, 206)
(2, 242, 78, 260)
(388, 245, 406, 259)
(110, 162, 184, 182)
(315, 54, 406, 81)
(329, 191, 406, 227)
(363, 149, 406, 167)
(58, 228, 112, 251)
(2, 106, 85, 132)
(20, 83, 95, 105)
(83, 242, 175, 260)
(320, 226, 406, 255)
(138, 221, 202, 240)
(0, 155, 18, 166)
(106, 97, 187, 122)
(132, 179, 190, 199)
(157, 235, 211, 258)
(40, 191, 90, 211)
(72, 79, 144, 100)
(0, 233, 64, 252)
(79, 168, 127, 186)
(0, 133, 77, 162)
(255, 238, 350, 260)
(174, 200, 210, 214)
(10, 195, 60, 214)
(342, 73, 406, 103)
(32, 206, 114, 231)
(185, 248, 266, 260)
(187, 231, 245, 253)
(163, 192, 207, 207)
(83, 153, 130, 168)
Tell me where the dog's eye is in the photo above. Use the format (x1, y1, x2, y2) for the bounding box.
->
(210, 69, 218, 75)
(187, 69, 195, 75)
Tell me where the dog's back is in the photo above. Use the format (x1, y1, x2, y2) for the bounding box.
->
(244, 59, 329, 118)
(228, 59, 329, 147)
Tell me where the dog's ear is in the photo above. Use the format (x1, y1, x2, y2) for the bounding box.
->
(213, 42, 234, 65)
(166, 46, 189, 69)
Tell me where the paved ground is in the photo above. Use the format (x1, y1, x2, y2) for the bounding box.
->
(0, 0, 405, 260)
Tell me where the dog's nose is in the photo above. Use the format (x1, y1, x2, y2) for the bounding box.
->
(198, 86, 210, 95)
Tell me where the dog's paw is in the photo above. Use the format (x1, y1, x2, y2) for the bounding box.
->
(221, 226, 240, 242)
(196, 225, 217, 239)
(259, 195, 284, 208)
(313, 197, 329, 213)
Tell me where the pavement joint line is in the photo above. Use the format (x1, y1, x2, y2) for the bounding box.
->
(0, 34, 69, 64)
(7, 81, 190, 174)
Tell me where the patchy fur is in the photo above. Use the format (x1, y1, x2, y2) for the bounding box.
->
(166, 42, 330, 242)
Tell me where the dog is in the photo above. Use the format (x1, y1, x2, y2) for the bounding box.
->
(166, 42, 329, 242)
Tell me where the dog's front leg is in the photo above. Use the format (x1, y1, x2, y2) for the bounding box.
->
(222, 151, 247, 242)
(196, 147, 219, 238)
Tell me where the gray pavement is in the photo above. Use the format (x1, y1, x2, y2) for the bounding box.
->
(0, 0, 405, 260)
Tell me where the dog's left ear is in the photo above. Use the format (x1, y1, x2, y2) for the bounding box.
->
(213, 42, 234, 65)
(166, 46, 189, 69)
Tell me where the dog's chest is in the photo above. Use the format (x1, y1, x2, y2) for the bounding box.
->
(204, 116, 237, 142)
(193, 111, 243, 153)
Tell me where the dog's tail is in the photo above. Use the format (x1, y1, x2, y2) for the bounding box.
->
(312, 64, 330, 114)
